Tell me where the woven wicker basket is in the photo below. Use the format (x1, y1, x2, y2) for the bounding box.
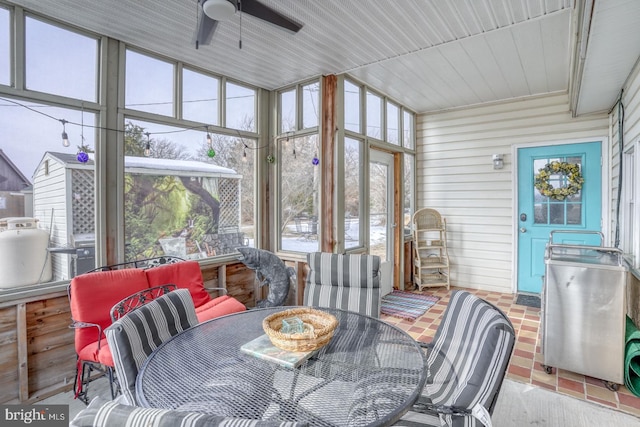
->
(263, 308, 338, 352)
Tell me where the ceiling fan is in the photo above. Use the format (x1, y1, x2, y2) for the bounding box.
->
(195, 0, 303, 49)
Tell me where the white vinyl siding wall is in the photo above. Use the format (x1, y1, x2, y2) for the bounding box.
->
(416, 93, 608, 294)
(33, 156, 71, 281)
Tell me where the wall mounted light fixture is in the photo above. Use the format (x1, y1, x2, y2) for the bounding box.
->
(492, 154, 504, 170)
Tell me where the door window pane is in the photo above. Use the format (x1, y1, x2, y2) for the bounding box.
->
(344, 80, 360, 133)
(279, 134, 320, 252)
(0, 7, 9, 86)
(25, 17, 98, 101)
(280, 88, 295, 133)
(182, 68, 219, 125)
(366, 90, 382, 139)
(369, 159, 388, 261)
(226, 81, 255, 131)
(344, 137, 362, 248)
(386, 102, 399, 144)
(302, 82, 319, 129)
(123, 119, 254, 262)
(533, 156, 583, 226)
(126, 50, 173, 116)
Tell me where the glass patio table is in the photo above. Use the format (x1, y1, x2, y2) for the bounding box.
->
(136, 306, 427, 426)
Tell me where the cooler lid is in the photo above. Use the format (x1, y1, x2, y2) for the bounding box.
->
(547, 245, 622, 267)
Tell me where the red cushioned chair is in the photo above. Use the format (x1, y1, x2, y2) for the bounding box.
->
(144, 260, 246, 322)
(68, 268, 149, 404)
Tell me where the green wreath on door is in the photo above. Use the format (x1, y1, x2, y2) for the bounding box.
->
(534, 161, 584, 201)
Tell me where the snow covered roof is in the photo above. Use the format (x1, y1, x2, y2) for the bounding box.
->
(42, 152, 241, 179)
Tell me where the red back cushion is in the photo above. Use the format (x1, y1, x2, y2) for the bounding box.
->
(70, 269, 148, 354)
(145, 261, 211, 308)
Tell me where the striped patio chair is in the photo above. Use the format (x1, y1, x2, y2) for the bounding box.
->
(105, 288, 198, 405)
(395, 290, 515, 427)
(303, 252, 382, 318)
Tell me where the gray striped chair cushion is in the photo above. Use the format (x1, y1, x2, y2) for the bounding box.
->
(105, 288, 198, 405)
(304, 252, 381, 317)
(396, 290, 515, 427)
(69, 397, 308, 427)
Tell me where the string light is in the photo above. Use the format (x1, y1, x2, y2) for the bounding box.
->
(206, 126, 213, 146)
(60, 119, 70, 147)
(144, 132, 151, 157)
(0, 97, 275, 162)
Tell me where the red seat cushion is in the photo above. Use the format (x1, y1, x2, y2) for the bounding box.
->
(195, 295, 246, 322)
(77, 338, 114, 367)
(70, 269, 149, 354)
(145, 261, 212, 308)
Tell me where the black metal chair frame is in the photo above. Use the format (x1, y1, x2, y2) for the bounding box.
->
(86, 255, 185, 272)
(110, 284, 177, 322)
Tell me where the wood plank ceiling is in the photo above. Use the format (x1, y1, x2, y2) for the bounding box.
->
(4, 0, 640, 115)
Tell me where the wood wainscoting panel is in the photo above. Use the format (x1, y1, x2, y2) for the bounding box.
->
(26, 296, 75, 401)
(0, 305, 19, 403)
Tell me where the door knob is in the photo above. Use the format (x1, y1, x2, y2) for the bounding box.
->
(520, 227, 527, 233)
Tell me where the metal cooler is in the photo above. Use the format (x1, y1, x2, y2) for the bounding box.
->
(542, 230, 627, 388)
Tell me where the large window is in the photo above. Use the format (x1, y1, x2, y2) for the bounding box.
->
(226, 81, 256, 131)
(278, 134, 320, 252)
(344, 137, 362, 248)
(403, 110, 414, 149)
(366, 90, 382, 139)
(1, 11, 99, 284)
(344, 80, 361, 133)
(0, 99, 98, 281)
(123, 51, 258, 262)
(279, 82, 319, 133)
(182, 68, 219, 125)
(0, 7, 9, 86)
(343, 77, 416, 243)
(302, 82, 319, 129)
(25, 17, 98, 101)
(123, 120, 255, 261)
(125, 50, 174, 116)
(280, 88, 296, 133)
(386, 101, 400, 145)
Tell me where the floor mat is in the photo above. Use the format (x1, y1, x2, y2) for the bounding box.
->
(515, 293, 541, 308)
(381, 290, 440, 321)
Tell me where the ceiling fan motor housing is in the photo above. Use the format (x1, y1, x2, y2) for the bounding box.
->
(203, 0, 236, 21)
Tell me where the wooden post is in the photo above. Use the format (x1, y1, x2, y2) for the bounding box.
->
(321, 75, 337, 252)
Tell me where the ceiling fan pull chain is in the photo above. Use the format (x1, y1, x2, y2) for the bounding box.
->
(238, 0, 243, 49)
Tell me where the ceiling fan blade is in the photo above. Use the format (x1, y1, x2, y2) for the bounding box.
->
(241, 0, 302, 33)
(195, 6, 219, 49)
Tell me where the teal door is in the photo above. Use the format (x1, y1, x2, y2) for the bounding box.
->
(517, 142, 602, 293)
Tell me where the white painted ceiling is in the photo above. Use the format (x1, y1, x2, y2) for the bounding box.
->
(4, 0, 640, 115)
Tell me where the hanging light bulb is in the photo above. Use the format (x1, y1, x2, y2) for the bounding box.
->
(60, 119, 70, 147)
(144, 132, 151, 157)
(206, 127, 213, 147)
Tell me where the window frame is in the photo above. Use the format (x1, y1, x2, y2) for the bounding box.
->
(622, 140, 639, 268)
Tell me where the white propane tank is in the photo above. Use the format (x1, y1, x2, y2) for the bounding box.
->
(0, 217, 52, 288)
